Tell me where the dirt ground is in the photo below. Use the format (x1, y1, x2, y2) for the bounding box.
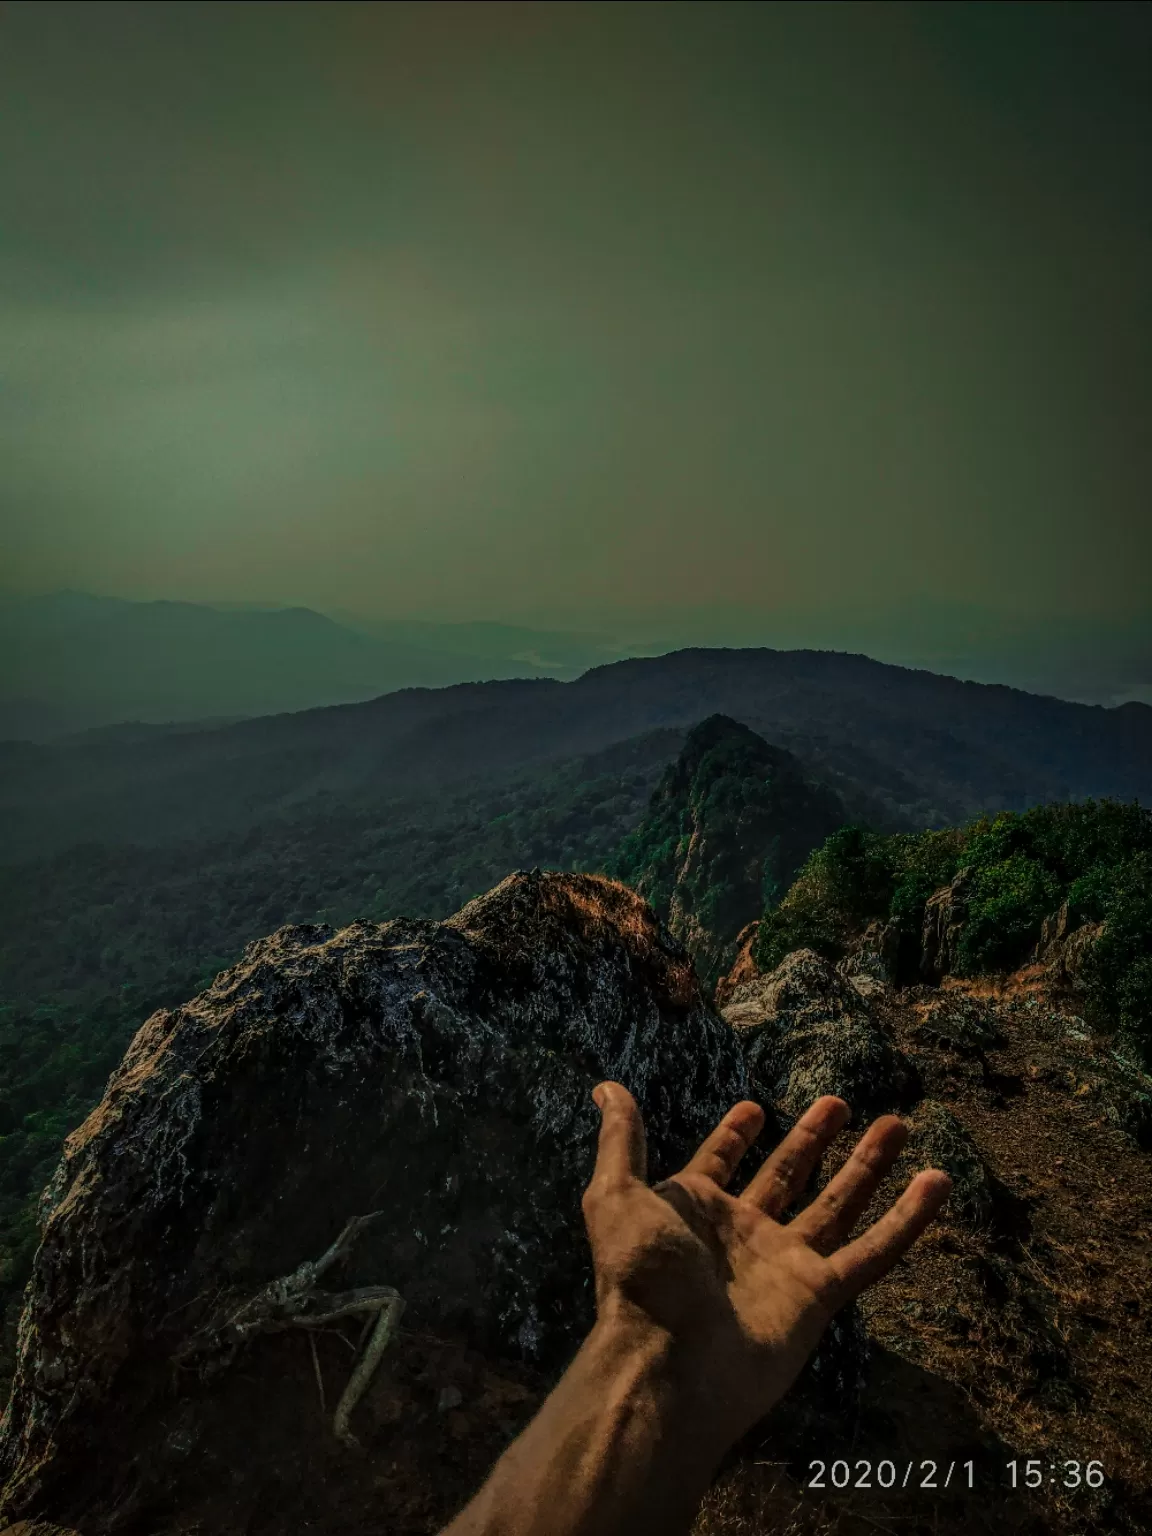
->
(696, 970, 1152, 1536)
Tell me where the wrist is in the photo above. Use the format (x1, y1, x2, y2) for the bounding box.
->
(586, 1298, 740, 1468)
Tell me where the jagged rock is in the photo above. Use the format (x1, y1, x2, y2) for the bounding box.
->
(0, 873, 866, 1532)
(0, 873, 755, 1526)
(893, 1101, 995, 1227)
(920, 870, 973, 982)
(723, 947, 858, 1031)
(722, 949, 919, 1125)
(912, 994, 1007, 1054)
(607, 715, 844, 991)
(1040, 915, 1106, 989)
(839, 919, 900, 1001)
(1040, 901, 1075, 949)
(714, 920, 760, 1008)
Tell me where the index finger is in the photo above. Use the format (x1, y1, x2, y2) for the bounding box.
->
(589, 1081, 647, 1190)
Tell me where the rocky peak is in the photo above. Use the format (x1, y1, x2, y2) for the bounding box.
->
(607, 715, 844, 992)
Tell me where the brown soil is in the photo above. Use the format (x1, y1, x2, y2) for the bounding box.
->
(696, 972, 1152, 1536)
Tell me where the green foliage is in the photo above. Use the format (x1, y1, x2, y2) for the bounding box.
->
(957, 854, 1061, 974)
(887, 828, 968, 929)
(754, 801, 1152, 1065)
(1081, 851, 1152, 1062)
(753, 826, 901, 972)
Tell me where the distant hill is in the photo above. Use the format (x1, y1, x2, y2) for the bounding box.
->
(0, 645, 1148, 864)
(333, 614, 639, 674)
(0, 592, 566, 741)
(607, 716, 845, 987)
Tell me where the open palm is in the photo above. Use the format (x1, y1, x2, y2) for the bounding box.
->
(582, 1085, 951, 1443)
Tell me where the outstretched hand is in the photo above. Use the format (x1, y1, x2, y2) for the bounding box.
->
(582, 1085, 951, 1445)
(443, 1088, 951, 1535)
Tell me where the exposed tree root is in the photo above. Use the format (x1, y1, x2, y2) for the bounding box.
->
(183, 1212, 404, 1447)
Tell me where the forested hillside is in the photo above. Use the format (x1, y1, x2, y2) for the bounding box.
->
(608, 715, 845, 986)
(0, 731, 679, 1381)
(3, 647, 1150, 861)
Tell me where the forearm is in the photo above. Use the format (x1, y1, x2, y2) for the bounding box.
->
(440, 1306, 730, 1536)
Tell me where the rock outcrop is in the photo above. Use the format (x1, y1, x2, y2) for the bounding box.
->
(839, 919, 900, 1001)
(721, 949, 920, 1125)
(1, 873, 762, 1528)
(713, 920, 760, 1008)
(892, 1100, 996, 1227)
(1035, 902, 1106, 988)
(920, 870, 973, 983)
(607, 715, 844, 992)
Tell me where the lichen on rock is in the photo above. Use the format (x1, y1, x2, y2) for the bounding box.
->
(893, 1100, 996, 1228)
(920, 870, 973, 983)
(722, 949, 920, 1125)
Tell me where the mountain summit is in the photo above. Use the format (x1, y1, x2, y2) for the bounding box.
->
(607, 715, 845, 989)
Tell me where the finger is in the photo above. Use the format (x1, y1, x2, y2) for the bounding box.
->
(588, 1081, 647, 1190)
(742, 1096, 850, 1216)
(824, 1170, 952, 1305)
(680, 1101, 765, 1188)
(790, 1114, 910, 1252)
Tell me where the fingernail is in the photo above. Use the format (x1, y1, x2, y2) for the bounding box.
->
(592, 1084, 605, 1109)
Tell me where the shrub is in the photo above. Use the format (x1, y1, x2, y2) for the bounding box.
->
(955, 854, 1061, 975)
(752, 826, 899, 971)
(1082, 852, 1152, 1066)
(753, 802, 1152, 1062)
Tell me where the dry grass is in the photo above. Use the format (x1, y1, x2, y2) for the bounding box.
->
(694, 972, 1152, 1535)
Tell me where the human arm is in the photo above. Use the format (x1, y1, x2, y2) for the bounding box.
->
(440, 1086, 951, 1536)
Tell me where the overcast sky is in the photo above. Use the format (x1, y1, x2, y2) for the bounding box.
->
(1, 1, 1149, 642)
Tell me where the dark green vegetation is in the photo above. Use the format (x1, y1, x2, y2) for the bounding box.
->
(0, 732, 680, 1388)
(4, 648, 1151, 863)
(608, 715, 845, 987)
(754, 801, 1152, 1065)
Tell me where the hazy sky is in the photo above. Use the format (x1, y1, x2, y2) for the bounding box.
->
(2, 1, 1150, 636)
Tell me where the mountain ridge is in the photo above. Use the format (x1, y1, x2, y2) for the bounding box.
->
(0, 592, 567, 742)
(1, 646, 1147, 865)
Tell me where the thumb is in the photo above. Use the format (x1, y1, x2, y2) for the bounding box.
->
(590, 1081, 647, 1189)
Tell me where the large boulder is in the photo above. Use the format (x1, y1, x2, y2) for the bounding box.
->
(722, 949, 920, 1125)
(1, 873, 763, 1529)
(1036, 903, 1106, 989)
